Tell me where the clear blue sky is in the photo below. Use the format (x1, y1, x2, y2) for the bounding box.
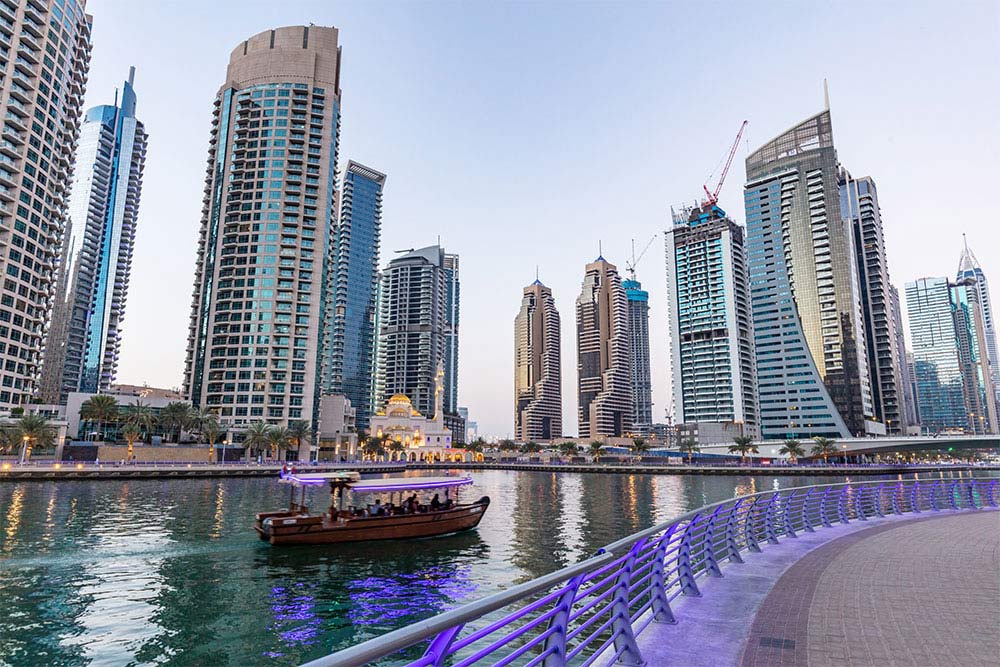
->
(84, 0, 999, 438)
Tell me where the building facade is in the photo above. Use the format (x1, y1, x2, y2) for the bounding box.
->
(957, 238, 999, 406)
(743, 109, 875, 439)
(373, 245, 450, 419)
(890, 284, 919, 430)
(40, 68, 146, 403)
(323, 160, 384, 430)
(443, 252, 459, 414)
(665, 203, 759, 438)
(844, 172, 904, 433)
(576, 256, 632, 438)
(514, 279, 562, 441)
(622, 276, 652, 429)
(183, 26, 343, 432)
(0, 0, 92, 408)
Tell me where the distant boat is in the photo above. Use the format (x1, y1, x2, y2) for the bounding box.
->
(254, 471, 490, 546)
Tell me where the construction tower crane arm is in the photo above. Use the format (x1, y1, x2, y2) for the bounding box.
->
(626, 234, 658, 280)
(703, 120, 748, 206)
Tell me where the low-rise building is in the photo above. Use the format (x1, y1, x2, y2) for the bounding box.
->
(317, 393, 359, 461)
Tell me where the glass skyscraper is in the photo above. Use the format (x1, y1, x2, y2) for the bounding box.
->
(514, 279, 562, 441)
(957, 238, 999, 406)
(443, 253, 460, 415)
(40, 68, 147, 402)
(323, 160, 384, 430)
(622, 276, 652, 429)
(184, 26, 342, 438)
(744, 109, 874, 439)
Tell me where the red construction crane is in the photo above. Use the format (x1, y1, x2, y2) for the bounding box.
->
(703, 120, 748, 207)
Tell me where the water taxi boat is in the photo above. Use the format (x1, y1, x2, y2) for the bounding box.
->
(254, 471, 490, 546)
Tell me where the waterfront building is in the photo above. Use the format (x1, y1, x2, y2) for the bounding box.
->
(322, 160, 384, 431)
(369, 366, 462, 461)
(665, 203, 759, 439)
(576, 256, 632, 438)
(316, 392, 357, 460)
(183, 26, 342, 435)
(40, 69, 147, 404)
(744, 109, 875, 439)
(443, 253, 460, 415)
(956, 237, 999, 405)
(622, 276, 653, 430)
(905, 277, 998, 434)
(514, 278, 562, 441)
(844, 172, 905, 433)
(890, 285, 919, 430)
(906, 351, 920, 426)
(0, 0, 92, 408)
(374, 245, 452, 419)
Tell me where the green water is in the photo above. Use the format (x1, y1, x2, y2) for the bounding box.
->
(0, 469, 983, 666)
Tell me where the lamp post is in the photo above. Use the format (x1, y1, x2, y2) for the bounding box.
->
(19, 434, 29, 464)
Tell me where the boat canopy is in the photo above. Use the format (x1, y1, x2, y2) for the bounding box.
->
(279, 471, 473, 493)
(280, 471, 361, 487)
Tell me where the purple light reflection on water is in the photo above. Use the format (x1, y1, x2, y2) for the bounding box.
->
(346, 564, 479, 625)
(265, 581, 323, 658)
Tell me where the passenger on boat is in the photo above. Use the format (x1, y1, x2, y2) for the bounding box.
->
(430, 493, 441, 511)
(404, 494, 419, 513)
(373, 499, 385, 516)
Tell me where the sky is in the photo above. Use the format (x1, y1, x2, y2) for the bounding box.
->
(82, 0, 1000, 438)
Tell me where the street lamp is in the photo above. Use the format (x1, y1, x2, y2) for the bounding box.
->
(19, 434, 29, 464)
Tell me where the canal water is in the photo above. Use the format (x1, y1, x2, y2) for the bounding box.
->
(0, 469, 986, 666)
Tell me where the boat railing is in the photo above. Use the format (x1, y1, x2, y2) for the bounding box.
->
(302, 477, 998, 667)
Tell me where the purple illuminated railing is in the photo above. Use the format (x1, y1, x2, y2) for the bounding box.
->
(303, 477, 998, 667)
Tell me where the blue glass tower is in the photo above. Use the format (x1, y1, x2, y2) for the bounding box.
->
(324, 160, 385, 430)
(41, 68, 147, 402)
(622, 277, 652, 427)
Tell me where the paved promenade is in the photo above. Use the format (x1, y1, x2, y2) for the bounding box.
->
(634, 510, 999, 667)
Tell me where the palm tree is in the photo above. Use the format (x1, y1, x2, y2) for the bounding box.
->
(497, 439, 517, 452)
(558, 441, 579, 458)
(12, 414, 55, 463)
(386, 438, 406, 461)
(631, 437, 650, 460)
(159, 401, 193, 443)
(811, 436, 837, 464)
(268, 426, 291, 461)
(522, 441, 542, 454)
(679, 437, 700, 464)
(79, 394, 119, 442)
(122, 424, 142, 462)
(362, 436, 386, 461)
(779, 438, 805, 464)
(588, 440, 603, 462)
(124, 400, 156, 443)
(242, 421, 271, 461)
(728, 435, 758, 464)
(198, 414, 223, 462)
(464, 438, 485, 453)
(287, 420, 311, 459)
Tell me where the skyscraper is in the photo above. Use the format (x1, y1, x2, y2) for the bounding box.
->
(844, 172, 905, 433)
(40, 68, 147, 403)
(374, 245, 451, 419)
(744, 109, 874, 439)
(622, 275, 652, 429)
(443, 252, 460, 414)
(323, 160, 384, 430)
(576, 256, 631, 438)
(514, 278, 562, 441)
(0, 0, 91, 408)
(890, 284, 918, 429)
(183, 26, 342, 433)
(665, 203, 758, 438)
(957, 237, 999, 405)
(905, 277, 998, 434)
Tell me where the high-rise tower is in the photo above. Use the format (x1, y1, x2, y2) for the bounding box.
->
(744, 109, 874, 439)
(514, 278, 562, 441)
(957, 237, 999, 405)
(40, 68, 147, 403)
(665, 203, 758, 438)
(0, 0, 92, 408)
(890, 284, 918, 429)
(622, 276, 652, 429)
(576, 256, 631, 438)
(443, 252, 460, 414)
(183, 26, 342, 433)
(323, 160, 384, 430)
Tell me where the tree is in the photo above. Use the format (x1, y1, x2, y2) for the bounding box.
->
(79, 394, 119, 442)
(386, 438, 406, 461)
(124, 400, 156, 442)
(679, 437, 700, 464)
(243, 421, 271, 460)
(522, 441, 542, 454)
(588, 440, 604, 462)
(362, 435, 386, 461)
(779, 439, 805, 464)
(268, 426, 291, 461)
(122, 424, 142, 462)
(497, 439, 517, 452)
(465, 438, 485, 454)
(811, 436, 837, 464)
(558, 441, 579, 458)
(728, 435, 758, 464)
(198, 414, 223, 463)
(160, 402, 193, 443)
(12, 414, 56, 463)
(287, 420, 312, 458)
(631, 437, 650, 459)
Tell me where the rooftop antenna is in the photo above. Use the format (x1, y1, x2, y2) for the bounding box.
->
(598, 240, 603, 259)
(535, 265, 539, 281)
(823, 78, 830, 111)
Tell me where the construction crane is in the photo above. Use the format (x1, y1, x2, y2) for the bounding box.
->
(702, 120, 748, 207)
(626, 234, 658, 281)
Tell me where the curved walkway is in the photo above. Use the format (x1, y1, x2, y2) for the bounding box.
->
(633, 510, 999, 667)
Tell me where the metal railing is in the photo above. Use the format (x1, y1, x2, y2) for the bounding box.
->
(305, 477, 998, 667)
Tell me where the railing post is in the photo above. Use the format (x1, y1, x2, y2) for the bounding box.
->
(743, 498, 762, 553)
(782, 491, 798, 538)
(763, 493, 780, 544)
(819, 488, 833, 527)
(649, 527, 677, 624)
(967, 481, 978, 509)
(873, 484, 885, 517)
(906, 481, 918, 514)
(420, 624, 465, 667)
(678, 518, 702, 597)
(542, 574, 585, 666)
(988, 480, 999, 508)
(701, 507, 724, 577)
(949, 480, 960, 510)
(801, 488, 816, 532)
(724, 500, 745, 564)
(609, 540, 645, 666)
(836, 488, 850, 524)
(854, 486, 868, 521)
(929, 481, 940, 511)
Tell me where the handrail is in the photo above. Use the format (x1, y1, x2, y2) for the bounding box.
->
(303, 477, 999, 667)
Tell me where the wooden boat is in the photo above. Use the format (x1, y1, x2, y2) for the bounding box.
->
(254, 471, 490, 546)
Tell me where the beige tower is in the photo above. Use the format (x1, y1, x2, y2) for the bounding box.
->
(184, 26, 342, 441)
(514, 279, 562, 441)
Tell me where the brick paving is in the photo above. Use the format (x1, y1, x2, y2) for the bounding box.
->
(740, 511, 1000, 667)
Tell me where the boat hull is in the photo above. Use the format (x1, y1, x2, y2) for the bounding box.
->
(256, 497, 490, 546)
